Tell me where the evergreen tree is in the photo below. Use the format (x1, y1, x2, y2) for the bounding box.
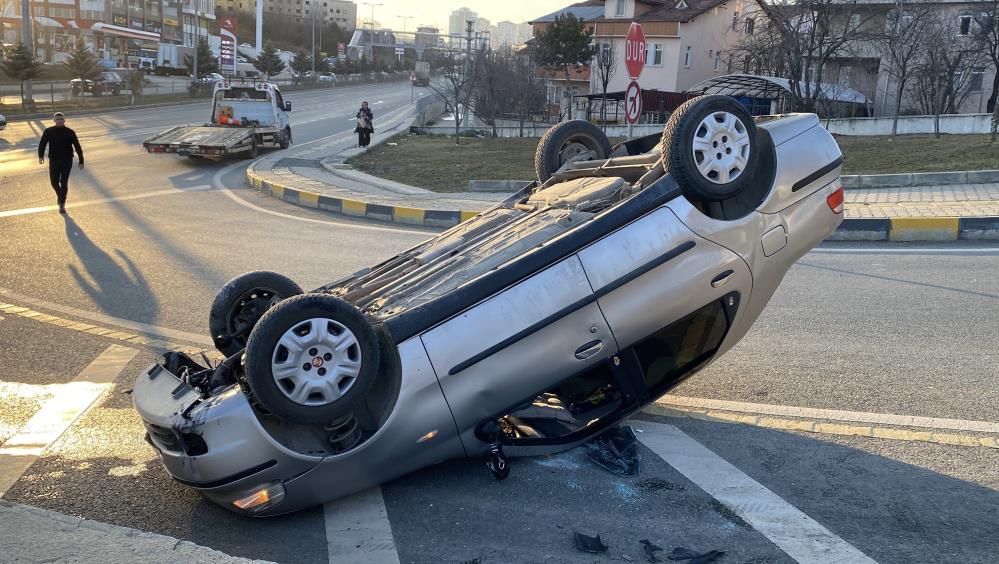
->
(253, 43, 286, 79)
(534, 14, 596, 120)
(0, 42, 45, 103)
(63, 42, 102, 81)
(290, 49, 312, 75)
(184, 37, 219, 77)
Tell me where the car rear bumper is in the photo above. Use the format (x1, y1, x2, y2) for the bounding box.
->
(132, 364, 321, 515)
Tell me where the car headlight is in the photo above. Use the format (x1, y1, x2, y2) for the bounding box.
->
(232, 482, 286, 513)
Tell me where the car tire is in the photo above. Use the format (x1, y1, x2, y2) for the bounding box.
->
(244, 293, 381, 425)
(279, 127, 291, 149)
(248, 136, 259, 158)
(209, 271, 303, 356)
(111, 88, 121, 96)
(661, 95, 759, 202)
(534, 120, 612, 182)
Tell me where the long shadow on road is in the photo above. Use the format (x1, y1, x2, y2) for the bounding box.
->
(63, 215, 159, 325)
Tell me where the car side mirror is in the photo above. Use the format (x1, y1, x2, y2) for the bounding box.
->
(284, 101, 292, 112)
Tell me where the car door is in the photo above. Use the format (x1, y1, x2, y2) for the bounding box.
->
(577, 206, 751, 393)
(420, 256, 617, 449)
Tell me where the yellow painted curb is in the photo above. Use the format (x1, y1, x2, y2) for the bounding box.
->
(393, 206, 425, 223)
(341, 199, 367, 217)
(890, 217, 958, 241)
(460, 211, 479, 222)
(298, 191, 320, 207)
(270, 184, 285, 199)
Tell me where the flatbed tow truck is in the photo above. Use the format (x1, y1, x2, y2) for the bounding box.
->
(143, 80, 293, 160)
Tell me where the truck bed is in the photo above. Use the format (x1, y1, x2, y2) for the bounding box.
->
(143, 125, 256, 150)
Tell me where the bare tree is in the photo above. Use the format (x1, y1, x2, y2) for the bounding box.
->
(507, 54, 547, 137)
(872, 1, 935, 136)
(428, 51, 479, 145)
(911, 13, 986, 137)
(473, 48, 513, 137)
(974, 1, 999, 113)
(592, 42, 617, 130)
(749, 0, 878, 112)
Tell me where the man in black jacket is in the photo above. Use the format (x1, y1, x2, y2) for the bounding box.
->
(37, 112, 84, 214)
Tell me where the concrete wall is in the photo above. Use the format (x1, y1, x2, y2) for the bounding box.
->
(822, 113, 992, 136)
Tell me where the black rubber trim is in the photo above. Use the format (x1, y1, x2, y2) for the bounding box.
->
(386, 175, 683, 343)
(448, 295, 597, 376)
(711, 270, 734, 285)
(594, 241, 696, 298)
(791, 156, 844, 192)
(171, 459, 277, 489)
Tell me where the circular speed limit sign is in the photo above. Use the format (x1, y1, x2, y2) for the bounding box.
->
(625, 80, 642, 125)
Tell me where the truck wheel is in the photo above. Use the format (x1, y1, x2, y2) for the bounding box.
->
(279, 128, 291, 149)
(209, 271, 303, 356)
(248, 136, 259, 158)
(534, 120, 611, 183)
(661, 95, 759, 202)
(244, 294, 381, 425)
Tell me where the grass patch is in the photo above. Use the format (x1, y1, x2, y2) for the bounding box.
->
(348, 134, 540, 192)
(834, 134, 999, 175)
(349, 132, 999, 193)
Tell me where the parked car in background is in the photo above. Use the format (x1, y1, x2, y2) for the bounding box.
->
(318, 73, 336, 82)
(70, 71, 125, 96)
(198, 72, 225, 83)
(0, 113, 6, 131)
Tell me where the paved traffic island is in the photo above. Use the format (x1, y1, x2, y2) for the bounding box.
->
(246, 126, 999, 240)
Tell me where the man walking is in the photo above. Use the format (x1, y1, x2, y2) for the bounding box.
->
(38, 112, 84, 214)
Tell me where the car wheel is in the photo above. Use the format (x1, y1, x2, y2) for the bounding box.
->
(209, 271, 303, 356)
(279, 127, 291, 149)
(112, 88, 121, 96)
(93, 87, 103, 96)
(248, 136, 259, 158)
(661, 95, 759, 202)
(534, 120, 612, 182)
(244, 294, 381, 425)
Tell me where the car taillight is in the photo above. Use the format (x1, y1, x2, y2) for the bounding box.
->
(827, 186, 844, 214)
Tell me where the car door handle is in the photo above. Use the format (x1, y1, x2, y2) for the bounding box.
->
(574, 340, 604, 360)
(711, 270, 735, 288)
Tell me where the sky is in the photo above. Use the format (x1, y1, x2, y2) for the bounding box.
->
(358, 0, 575, 32)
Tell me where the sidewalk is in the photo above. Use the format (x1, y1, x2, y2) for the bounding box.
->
(246, 123, 999, 241)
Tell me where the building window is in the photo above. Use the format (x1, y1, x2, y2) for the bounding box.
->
(731, 11, 738, 30)
(646, 43, 664, 66)
(683, 46, 691, 68)
(838, 66, 851, 88)
(744, 17, 755, 34)
(969, 67, 985, 92)
(958, 15, 972, 36)
(615, 0, 626, 17)
(849, 13, 860, 31)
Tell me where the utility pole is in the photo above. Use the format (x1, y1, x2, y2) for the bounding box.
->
(311, 8, 316, 77)
(192, 5, 199, 80)
(20, 0, 32, 102)
(256, 0, 263, 51)
(398, 16, 412, 33)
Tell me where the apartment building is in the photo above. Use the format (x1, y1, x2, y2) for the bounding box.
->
(214, 0, 355, 30)
(1, 0, 215, 66)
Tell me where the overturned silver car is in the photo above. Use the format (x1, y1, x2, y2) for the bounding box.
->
(133, 96, 845, 515)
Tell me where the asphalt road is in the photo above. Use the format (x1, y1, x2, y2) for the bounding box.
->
(0, 89, 997, 563)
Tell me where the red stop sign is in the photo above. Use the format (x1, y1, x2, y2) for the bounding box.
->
(624, 22, 646, 79)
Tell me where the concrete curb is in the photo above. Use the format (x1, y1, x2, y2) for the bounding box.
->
(829, 217, 999, 241)
(0, 500, 270, 563)
(841, 170, 999, 188)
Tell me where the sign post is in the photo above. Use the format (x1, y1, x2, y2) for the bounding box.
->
(624, 23, 647, 137)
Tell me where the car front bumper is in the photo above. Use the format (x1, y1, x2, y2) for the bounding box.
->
(132, 364, 321, 515)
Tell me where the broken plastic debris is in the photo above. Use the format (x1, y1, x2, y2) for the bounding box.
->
(668, 547, 725, 563)
(640, 539, 664, 562)
(583, 425, 640, 476)
(573, 531, 608, 553)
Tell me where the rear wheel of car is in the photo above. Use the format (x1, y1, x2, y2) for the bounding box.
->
(661, 95, 759, 202)
(209, 271, 303, 356)
(534, 120, 612, 183)
(248, 136, 259, 158)
(244, 293, 381, 425)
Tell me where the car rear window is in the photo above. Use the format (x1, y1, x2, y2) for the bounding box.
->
(220, 87, 270, 101)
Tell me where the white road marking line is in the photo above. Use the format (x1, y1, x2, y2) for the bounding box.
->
(324, 487, 401, 564)
(0, 186, 213, 219)
(658, 395, 999, 433)
(0, 286, 213, 347)
(633, 421, 876, 564)
(0, 345, 137, 495)
(812, 247, 999, 254)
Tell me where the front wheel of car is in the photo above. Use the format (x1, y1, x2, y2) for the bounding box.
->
(209, 271, 303, 356)
(661, 95, 760, 202)
(534, 120, 612, 183)
(244, 294, 381, 425)
(279, 127, 291, 149)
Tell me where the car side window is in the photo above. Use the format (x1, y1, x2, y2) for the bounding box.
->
(275, 90, 285, 110)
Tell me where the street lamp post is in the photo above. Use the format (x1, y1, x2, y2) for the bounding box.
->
(398, 16, 412, 33)
(361, 2, 381, 30)
(20, 0, 32, 102)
